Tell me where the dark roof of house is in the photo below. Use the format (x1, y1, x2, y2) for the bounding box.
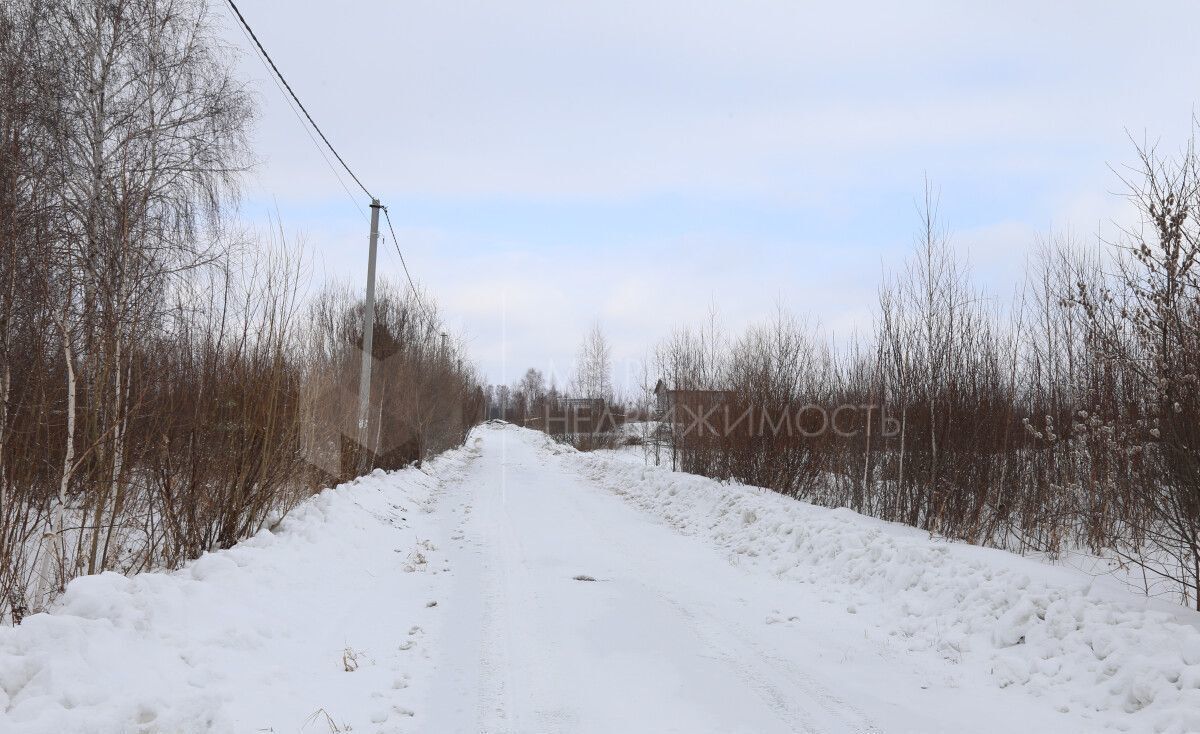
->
(654, 380, 732, 397)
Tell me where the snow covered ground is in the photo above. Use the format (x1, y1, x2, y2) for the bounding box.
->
(2, 423, 1199, 732)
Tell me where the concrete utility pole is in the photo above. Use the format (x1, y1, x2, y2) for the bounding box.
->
(357, 199, 382, 445)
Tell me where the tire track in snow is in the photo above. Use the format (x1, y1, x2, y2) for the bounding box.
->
(480, 453, 521, 733)
(662, 594, 881, 734)
(538, 444, 877, 734)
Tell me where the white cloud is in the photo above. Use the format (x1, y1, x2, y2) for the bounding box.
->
(223, 0, 1200, 388)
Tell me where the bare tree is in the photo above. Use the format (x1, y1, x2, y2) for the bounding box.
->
(1071, 135, 1200, 607)
(572, 322, 613, 403)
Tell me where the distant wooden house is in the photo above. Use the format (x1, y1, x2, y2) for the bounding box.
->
(562, 397, 605, 412)
(653, 380, 734, 421)
(544, 397, 623, 435)
(652, 380, 735, 470)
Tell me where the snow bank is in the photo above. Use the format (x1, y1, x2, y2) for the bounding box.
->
(572, 446, 1200, 733)
(0, 440, 479, 734)
(8, 424, 1200, 733)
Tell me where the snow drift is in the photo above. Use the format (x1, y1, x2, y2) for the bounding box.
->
(0, 440, 479, 733)
(574, 446, 1200, 734)
(5, 423, 1200, 733)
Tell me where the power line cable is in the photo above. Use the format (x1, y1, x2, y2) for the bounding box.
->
(383, 206, 437, 325)
(231, 17, 366, 221)
(224, 0, 374, 201)
(225, 1, 435, 328)
(381, 208, 420, 298)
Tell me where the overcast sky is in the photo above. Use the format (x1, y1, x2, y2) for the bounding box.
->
(219, 1, 1200, 392)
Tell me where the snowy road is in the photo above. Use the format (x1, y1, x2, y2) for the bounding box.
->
(5, 423, 1199, 733)
(420, 426, 1083, 734)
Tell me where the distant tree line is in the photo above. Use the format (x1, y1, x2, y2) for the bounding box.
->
(0, 0, 482, 623)
(485, 324, 627, 449)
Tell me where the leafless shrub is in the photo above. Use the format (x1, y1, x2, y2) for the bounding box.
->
(630, 142, 1200, 609)
(0, 0, 483, 623)
(303, 283, 482, 480)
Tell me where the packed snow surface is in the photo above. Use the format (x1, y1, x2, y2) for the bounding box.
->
(2, 424, 1199, 732)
